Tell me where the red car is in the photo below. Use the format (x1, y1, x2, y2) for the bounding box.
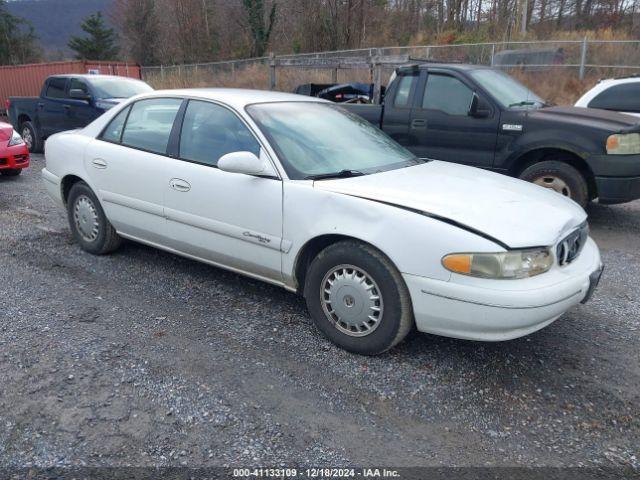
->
(0, 121, 29, 176)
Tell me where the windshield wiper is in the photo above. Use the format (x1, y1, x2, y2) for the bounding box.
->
(305, 169, 365, 180)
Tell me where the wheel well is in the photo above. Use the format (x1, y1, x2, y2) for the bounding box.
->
(60, 175, 84, 206)
(17, 114, 31, 128)
(294, 234, 375, 294)
(511, 148, 597, 200)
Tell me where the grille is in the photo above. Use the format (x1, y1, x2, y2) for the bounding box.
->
(557, 222, 588, 266)
(0, 158, 6, 166)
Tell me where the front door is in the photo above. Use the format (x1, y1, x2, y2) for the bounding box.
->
(83, 97, 183, 244)
(408, 71, 499, 167)
(163, 99, 283, 283)
(39, 77, 69, 138)
(66, 78, 98, 129)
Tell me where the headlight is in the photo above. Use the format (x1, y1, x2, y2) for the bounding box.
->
(442, 248, 553, 279)
(606, 133, 640, 155)
(7, 129, 24, 146)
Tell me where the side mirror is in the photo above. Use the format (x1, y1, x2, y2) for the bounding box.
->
(468, 92, 491, 118)
(218, 151, 277, 177)
(69, 89, 91, 101)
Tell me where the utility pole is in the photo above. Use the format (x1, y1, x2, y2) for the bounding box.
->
(521, 0, 528, 35)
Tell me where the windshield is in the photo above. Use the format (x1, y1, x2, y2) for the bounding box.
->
(469, 69, 545, 109)
(90, 78, 153, 99)
(247, 102, 420, 180)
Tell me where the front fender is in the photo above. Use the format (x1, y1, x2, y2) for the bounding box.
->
(502, 131, 600, 173)
(281, 182, 505, 289)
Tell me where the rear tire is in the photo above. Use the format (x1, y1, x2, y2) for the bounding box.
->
(0, 169, 22, 176)
(304, 240, 413, 355)
(67, 181, 121, 255)
(519, 160, 589, 208)
(21, 121, 42, 153)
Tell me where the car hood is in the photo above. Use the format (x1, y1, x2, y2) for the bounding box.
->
(529, 106, 640, 133)
(313, 161, 587, 249)
(0, 122, 13, 141)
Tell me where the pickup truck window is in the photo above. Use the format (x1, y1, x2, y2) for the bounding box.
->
(422, 74, 473, 115)
(69, 78, 89, 94)
(100, 106, 131, 143)
(179, 100, 260, 166)
(91, 78, 153, 99)
(394, 75, 415, 107)
(469, 69, 544, 108)
(46, 78, 67, 99)
(588, 83, 640, 113)
(121, 98, 182, 155)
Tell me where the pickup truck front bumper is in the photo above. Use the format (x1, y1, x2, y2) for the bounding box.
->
(589, 153, 640, 204)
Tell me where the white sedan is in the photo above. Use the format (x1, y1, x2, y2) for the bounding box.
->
(42, 89, 604, 355)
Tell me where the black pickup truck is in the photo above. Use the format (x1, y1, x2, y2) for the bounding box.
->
(7, 74, 152, 153)
(343, 63, 640, 206)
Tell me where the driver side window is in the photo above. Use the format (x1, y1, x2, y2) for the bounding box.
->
(179, 100, 260, 166)
(422, 74, 474, 116)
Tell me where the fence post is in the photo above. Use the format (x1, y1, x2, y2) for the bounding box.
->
(372, 48, 382, 105)
(160, 65, 165, 79)
(490, 43, 495, 66)
(269, 52, 277, 90)
(579, 37, 588, 80)
(332, 68, 338, 83)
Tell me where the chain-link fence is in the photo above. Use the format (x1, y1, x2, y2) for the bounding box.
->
(141, 39, 640, 105)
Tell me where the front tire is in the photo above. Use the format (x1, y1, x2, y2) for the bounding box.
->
(21, 121, 42, 153)
(519, 160, 589, 208)
(67, 181, 121, 255)
(304, 241, 413, 355)
(0, 168, 22, 176)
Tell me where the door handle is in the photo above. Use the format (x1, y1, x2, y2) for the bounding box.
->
(170, 178, 191, 192)
(63, 105, 71, 110)
(411, 119, 427, 129)
(37, 103, 44, 109)
(91, 158, 107, 169)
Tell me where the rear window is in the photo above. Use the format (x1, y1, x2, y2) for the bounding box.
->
(588, 83, 640, 113)
(394, 75, 416, 107)
(46, 78, 67, 99)
(120, 98, 182, 154)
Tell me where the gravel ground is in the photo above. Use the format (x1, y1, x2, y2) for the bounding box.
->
(0, 155, 638, 470)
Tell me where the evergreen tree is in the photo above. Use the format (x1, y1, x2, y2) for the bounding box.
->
(242, 0, 276, 57)
(0, 0, 40, 65)
(68, 11, 119, 60)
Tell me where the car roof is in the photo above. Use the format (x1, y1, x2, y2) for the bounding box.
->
(141, 88, 326, 110)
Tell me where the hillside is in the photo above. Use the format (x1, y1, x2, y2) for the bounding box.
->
(7, 0, 115, 59)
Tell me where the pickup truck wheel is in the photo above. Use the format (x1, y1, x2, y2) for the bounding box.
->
(304, 240, 413, 355)
(0, 169, 22, 176)
(67, 182, 122, 255)
(21, 121, 42, 153)
(519, 161, 588, 207)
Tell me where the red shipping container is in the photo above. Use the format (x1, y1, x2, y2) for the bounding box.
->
(0, 60, 142, 113)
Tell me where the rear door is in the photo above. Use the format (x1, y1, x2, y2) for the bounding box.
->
(38, 77, 69, 137)
(83, 97, 183, 244)
(408, 69, 499, 167)
(379, 71, 418, 146)
(66, 78, 99, 129)
(162, 99, 283, 282)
